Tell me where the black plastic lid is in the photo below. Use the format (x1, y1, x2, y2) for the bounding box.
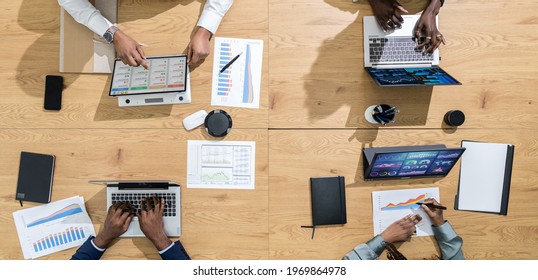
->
(204, 110, 232, 137)
(444, 110, 465, 126)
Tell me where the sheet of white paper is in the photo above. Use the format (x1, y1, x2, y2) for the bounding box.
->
(13, 196, 95, 259)
(458, 141, 510, 213)
(211, 37, 263, 108)
(372, 187, 440, 236)
(187, 140, 256, 189)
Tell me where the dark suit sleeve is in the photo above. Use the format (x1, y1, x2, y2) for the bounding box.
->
(71, 236, 105, 260)
(159, 240, 191, 260)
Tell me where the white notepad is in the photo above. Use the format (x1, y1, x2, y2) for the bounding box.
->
(456, 141, 514, 215)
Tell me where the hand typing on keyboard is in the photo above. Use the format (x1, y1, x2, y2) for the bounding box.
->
(138, 196, 174, 251)
(93, 202, 134, 249)
(413, 0, 445, 54)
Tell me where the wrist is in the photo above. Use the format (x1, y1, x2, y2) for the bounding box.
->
(93, 234, 113, 249)
(380, 232, 395, 244)
(150, 234, 172, 251)
(432, 219, 446, 227)
(427, 0, 442, 14)
(195, 26, 212, 41)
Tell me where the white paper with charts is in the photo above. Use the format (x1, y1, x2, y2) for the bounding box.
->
(187, 140, 256, 189)
(372, 187, 440, 237)
(12, 196, 95, 259)
(211, 37, 263, 108)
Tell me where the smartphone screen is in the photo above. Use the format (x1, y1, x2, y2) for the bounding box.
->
(44, 75, 63, 110)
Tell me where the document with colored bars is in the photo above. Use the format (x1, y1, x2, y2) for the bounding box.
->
(211, 37, 263, 108)
(12, 196, 95, 259)
(187, 140, 256, 189)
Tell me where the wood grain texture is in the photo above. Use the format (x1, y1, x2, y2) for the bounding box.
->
(1, 0, 538, 261)
(0, 0, 268, 129)
(0, 128, 268, 260)
(269, 129, 538, 259)
(269, 0, 538, 128)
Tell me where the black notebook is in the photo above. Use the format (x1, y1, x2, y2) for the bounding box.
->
(15, 152, 56, 204)
(455, 141, 514, 215)
(303, 176, 347, 239)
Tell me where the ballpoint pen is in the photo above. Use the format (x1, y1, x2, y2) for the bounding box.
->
(219, 51, 242, 73)
(416, 202, 447, 210)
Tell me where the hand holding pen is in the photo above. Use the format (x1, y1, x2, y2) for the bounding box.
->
(419, 198, 445, 227)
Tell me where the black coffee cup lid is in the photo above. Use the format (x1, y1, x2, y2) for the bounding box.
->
(204, 110, 232, 137)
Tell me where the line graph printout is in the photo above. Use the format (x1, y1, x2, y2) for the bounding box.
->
(13, 196, 95, 259)
(372, 187, 440, 236)
(211, 37, 263, 108)
(187, 140, 256, 189)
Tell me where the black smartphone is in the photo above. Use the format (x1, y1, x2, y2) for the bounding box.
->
(44, 75, 63, 110)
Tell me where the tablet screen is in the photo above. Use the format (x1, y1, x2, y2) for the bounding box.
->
(110, 55, 187, 96)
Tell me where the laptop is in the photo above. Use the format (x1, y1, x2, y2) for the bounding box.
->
(89, 180, 181, 237)
(109, 54, 191, 107)
(363, 15, 461, 86)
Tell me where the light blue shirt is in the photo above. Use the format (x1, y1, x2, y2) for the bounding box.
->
(343, 221, 464, 260)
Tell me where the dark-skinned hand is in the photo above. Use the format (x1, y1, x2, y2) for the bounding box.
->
(93, 202, 133, 248)
(413, 0, 445, 53)
(368, 0, 408, 31)
(380, 214, 422, 244)
(138, 196, 173, 251)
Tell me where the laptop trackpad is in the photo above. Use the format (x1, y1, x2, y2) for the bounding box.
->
(120, 218, 144, 237)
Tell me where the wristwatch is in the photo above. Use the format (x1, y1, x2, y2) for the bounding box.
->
(103, 26, 118, 43)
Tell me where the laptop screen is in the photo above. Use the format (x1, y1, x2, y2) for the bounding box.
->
(365, 148, 465, 180)
(109, 55, 187, 96)
(366, 67, 462, 86)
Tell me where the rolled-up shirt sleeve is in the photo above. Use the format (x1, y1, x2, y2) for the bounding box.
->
(58, 0, 113, 37)
(196, 0, 234, 34)
(432, 221, 464, 260)
(343, 235, 387, 260)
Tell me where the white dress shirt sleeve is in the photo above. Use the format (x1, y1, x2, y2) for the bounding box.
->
(196, 0, 234, 35)
(58, 0, 113, 37)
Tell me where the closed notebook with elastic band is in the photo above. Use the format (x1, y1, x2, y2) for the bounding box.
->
(302, 176, 347, 239)
(15, 152, 56, 204)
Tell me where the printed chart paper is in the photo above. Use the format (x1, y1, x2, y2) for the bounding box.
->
(372, 187, 440, 236)
(211, 37, 263, 108)
(187, 140, 256, 189)
(13, 196, 95, 259)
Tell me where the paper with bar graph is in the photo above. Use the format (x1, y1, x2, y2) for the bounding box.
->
(372, 187, 440, 236)
(13, 196, 95, 259)
(187, 140, 256, 189)
(211, 37, 263, 108)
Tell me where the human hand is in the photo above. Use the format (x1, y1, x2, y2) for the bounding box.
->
(187, 27, 212, 65)
(413, 0, 445, 53)
(113, 30, 149, 69)
(380, 214, 422, 244)
(421, 198, 445, 227)
(93, 202, 133, 248)
(138, 196, 172, 251)
(368, 0, 408, 31)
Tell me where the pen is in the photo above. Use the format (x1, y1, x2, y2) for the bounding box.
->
(219, 51, 242, 73)
(416, 202, 447, 210)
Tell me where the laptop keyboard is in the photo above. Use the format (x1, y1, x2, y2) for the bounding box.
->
(369, 37, 434, 63)
(111, 193, 177, 217)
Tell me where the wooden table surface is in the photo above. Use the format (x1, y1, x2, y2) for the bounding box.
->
(0, 0, 537, 259)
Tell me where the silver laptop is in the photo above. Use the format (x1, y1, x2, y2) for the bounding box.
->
(89, 180, 181, 237)
(363, 15, 460, 86)
(109, 54, 192, 107)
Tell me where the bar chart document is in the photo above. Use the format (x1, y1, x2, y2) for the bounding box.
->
(187, 140, 256, 189)
(13, 196, 95, 259)
(211, 37, 263, 108)
(372, 187, 440, 236)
